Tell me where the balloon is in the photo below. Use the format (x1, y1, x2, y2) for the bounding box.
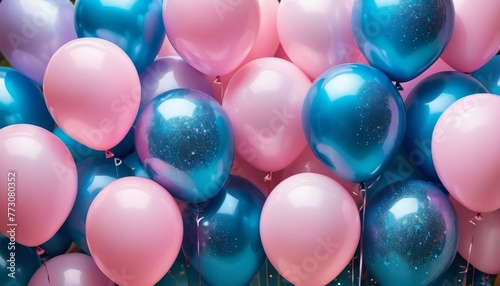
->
(139, 56, 215, 115)
(451, 196, 500, 275)
(351, 0, 455, 82)
(277, 0, 363, 79)
(38, 222, 72, 259)
(431, 251, 497, 285)
(0, 67, 54, 130)
(0, 234, 41, 286)
(223, 57, 311, 172)
(86, 177, 183, 286)
(473, 55, 500, 95)
(163, 0, 260, 76)
(135, 88, 235, 204)
(43, 38, 141, 151)
(0, 124, 77, 246)
(28, 253, 114, 286)
(260, 173, 360, 286)
(0, 0, 76, 83)
(67, 156, 133, 254)
(53, 127, 135, 164)
(302, 63, 406, 183)
(155, 251, 193, 286)
(74, 0, 165, 73)
(123, 151, 150, 179)
(404, 72, 488, 182)
(364, 180, 459, 286)
(441, 0, 500, 73)
(432, 93, 500, 213)
(182, 175, 266, 286)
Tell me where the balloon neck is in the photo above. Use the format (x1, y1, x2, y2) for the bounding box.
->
(470, 213, 483, 225)
(394, 82, 403, 91)
(35, 246, 45, 256)
(213, 76, 224, 101)
(195, 203, 204, 213)
(264, 172, 273, 182)
(105, 149, 114, 159)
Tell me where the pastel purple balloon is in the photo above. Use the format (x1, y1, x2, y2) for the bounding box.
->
(0, 0, 77, 83)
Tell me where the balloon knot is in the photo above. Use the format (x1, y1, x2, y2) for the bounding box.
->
(395, 82, 403, 91)
(475, 213, 483, 221)
(105, 150, 114, 159)
(35, 246, 45, 256)
(114, 158, 122, 166)
(264, 172, 273, 182)
(213, 76, 222, 85)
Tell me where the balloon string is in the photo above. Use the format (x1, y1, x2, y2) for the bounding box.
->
(195, 207, 204, 286)
(213, 76, 224, 102)
(36, 246, 51, 284)
(266, 258, 270, 286)
(462, 213, 482, 286)
(351, 255, 355, 286)
(358, 183, 367, 286)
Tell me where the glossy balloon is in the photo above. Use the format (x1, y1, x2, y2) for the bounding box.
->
(473, 55, 500, 95)
(364, 180, 459, 286)
(135, 89, 235, 203)
(67, 156, 133, 254)
(404, 72, 488, 182)
(38, 222, 72, 259)
(123, 151, 150, 179)
(351, 0, 454, 82)
(431, 252, 497, 285)
(75, 0, 165, 73)
(28, 253, 114, 286)
(0, 235, 41, 286)
(182, 176, 266, 286)
(302, 63, 406, 183)
(0, 67, 54, 130)
(0, 124, 77, 246)
(0, 0, 76, 83)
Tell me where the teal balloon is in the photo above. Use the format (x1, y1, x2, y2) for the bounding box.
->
(364, 180, 459, 286)
(472, 55, 500, 95)
(123, 151, 150, 178)
(404, 71, 488, 182)
(67, 156, 133, 254)
(432, 253, 496, 286)
(74, 0, 165, 73)
(182, 176, 266, 286)
(0, 235, 41, 286)
(351, 0, 455, 82)
(302, 63, 406, 183)
(0, 67, 54, 130)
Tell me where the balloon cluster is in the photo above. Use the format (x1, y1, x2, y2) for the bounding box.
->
(0, 0, 500, 285)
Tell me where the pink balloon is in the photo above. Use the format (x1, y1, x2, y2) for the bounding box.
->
(441, 0, 500, 73)
(0, 124, 77, 246)
(28, 253, 114, 286)
(450, 196, 500, 274)
(43, 38, 140, 151)
(277, 0, 363, 79)
(86, 177, 183, 286)
(260, 173, 360, 285)
(432, 93, 500, 213)
(222, 57, 311, 172)
(163, 0, 260, 76)
(157, 36, 180, 57)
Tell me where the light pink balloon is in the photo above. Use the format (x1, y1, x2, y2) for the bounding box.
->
(163, 0, 260, 76)
(441, 0, 500, 73)
(43, 38, 140, 151)
(432, 93, 500, 213)
(277, 0, 363, 79)
(28, 253, 114, 286)
(260, 173, 360, 286)
(400, 58, 455, 102)
(157, 36, 179, 57)
(222, 57, 311, 172)
(86, 177, 183, 286)
(0, 124, 77, 246)
(450, 196, 500, 274)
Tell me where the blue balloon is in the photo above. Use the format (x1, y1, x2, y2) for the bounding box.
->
(38, 222, 73, 259)
(135, 88, 235, 203)
(431, 253, 496, 286)
(182, 176, 266, 286)
(0, 67, 54, 130)
(364, 180, 459, 286)
(0, 235, 41, 286)
(74, 0, 165, 73)
(53, 126, 134, 164)
(302, 63, 406, 183)
(123, 151, 150, 178)
(404, 71, 488, 182)
(472, 55, 500, 95)
(67, 156, 133, 254)
(351, 0, 455, 82)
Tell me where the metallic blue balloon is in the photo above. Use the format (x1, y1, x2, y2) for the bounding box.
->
(302, 63, 406, 183)
(404, 71, 488, 182)
(123, 151, 150, 179)
(0, 67, 54, 130)
(472, 55, 500, 95)
(431, 253, 496, 286)
(67, 156, 133, 254)
(351, 0, 455, 82)
(135, 88, 235, 203)
(182, 176, 266, 286)
(74, 0, 165, 73)
(364, 180, 459, 286)
(0, 235, 41, 286)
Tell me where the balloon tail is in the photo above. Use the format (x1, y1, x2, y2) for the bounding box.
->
(358, 182, 367, 286)
(394, 82, 403, 91)
(264, 172, 273, 196)
(461, 213, 482, 286)
(105, 149, 114, 159)
(36, 246, 51, 284)
(213, 76, 225, 101)
(195, 207, 204, 286)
